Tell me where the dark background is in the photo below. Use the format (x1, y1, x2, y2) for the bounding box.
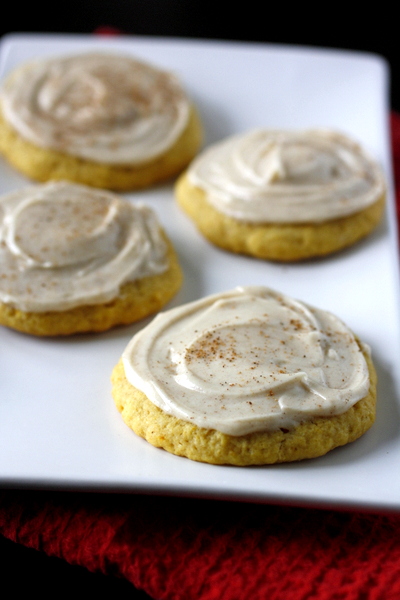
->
(0, 2, 396, 598)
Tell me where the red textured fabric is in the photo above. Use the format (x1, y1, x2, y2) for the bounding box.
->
(94, 26, 127, 36)
(0, 116, 400, 599)
(391, 112, 400, 209)
(2, 490, 400, 599)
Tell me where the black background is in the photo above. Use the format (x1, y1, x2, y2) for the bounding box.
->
(0, 2, 396, 598)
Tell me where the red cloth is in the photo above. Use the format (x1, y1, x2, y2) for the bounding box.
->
(0, 116, 400, 600)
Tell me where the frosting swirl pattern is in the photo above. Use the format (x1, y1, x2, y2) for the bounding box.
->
(122, 286, 370, 435)
(187, 129, 385, 223)
(0, 52, 191, 164)
(0, 181, 169, 312)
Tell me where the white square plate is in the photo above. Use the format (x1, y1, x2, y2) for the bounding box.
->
(0, 33, 398, 512)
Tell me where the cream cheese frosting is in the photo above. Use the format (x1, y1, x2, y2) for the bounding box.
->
(0, 181, 169, 312)
(0, 52, 191, 164)
(122, 286, 370, 436)
(187, 129, 385, 223)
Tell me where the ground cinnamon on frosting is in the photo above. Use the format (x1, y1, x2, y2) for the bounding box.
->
(122, 286, 370, 435)
(0, 52, 191, 164)
(187, 129, 385, 223)
(0, 181, 169, 312)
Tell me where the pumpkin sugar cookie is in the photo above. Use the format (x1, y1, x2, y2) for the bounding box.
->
(0, 181, 182, 336)
(112, 286, 377, 465)
(175, 129, 385, 261)
(0, 52, 202, 190)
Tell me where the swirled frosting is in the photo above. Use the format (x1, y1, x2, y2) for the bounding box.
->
(187, 129, 385, 223)
(0, 181, 169, 312)
(0, 52, 191, 164)
(122, 286, 370, 435)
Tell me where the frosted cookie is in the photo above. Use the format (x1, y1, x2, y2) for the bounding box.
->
(0, 52, 202, 190)
(175, 129, 385, 261)
(0, 181, 182, 336)
(111, 286, 377, 465)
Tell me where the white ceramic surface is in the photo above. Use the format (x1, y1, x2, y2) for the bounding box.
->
(0, 33, 398, 512)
